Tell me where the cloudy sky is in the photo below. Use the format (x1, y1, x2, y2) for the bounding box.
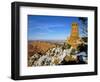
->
(28, 15, 87, 40)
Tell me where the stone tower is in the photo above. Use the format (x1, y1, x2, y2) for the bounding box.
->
(67, 22, 82, 48)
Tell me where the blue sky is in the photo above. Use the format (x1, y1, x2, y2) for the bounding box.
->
(28, 15, 87, 40)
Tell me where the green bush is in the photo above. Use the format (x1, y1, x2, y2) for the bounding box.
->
(66, 43, 71, 49)
(82, 37, 88, 42)
(62, 43, 71, 50)
(77, 43, 87, 53)
(70, 48, 76, 55)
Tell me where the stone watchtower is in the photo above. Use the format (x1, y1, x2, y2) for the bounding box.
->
(67, 22, 82, 49)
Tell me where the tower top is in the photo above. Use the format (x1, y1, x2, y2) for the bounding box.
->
(72, 22, 78, 26)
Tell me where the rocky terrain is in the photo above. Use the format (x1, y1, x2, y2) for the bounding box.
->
(28, 41, 56, 57)
(28, 41, 87, 66)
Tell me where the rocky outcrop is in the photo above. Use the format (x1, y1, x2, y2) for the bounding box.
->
(28, 45, 87, 66)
